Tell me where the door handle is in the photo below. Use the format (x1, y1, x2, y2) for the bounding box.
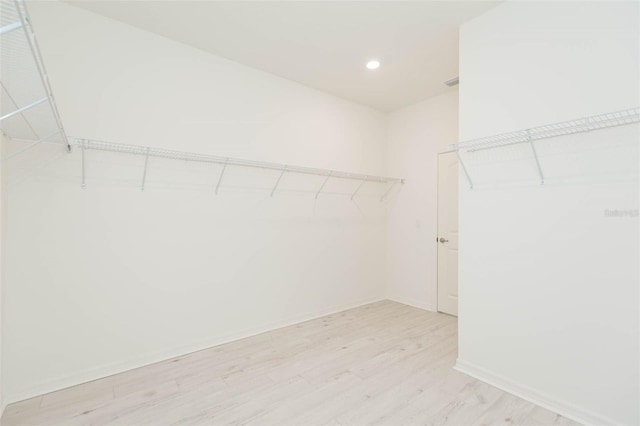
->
(439, 237, 448, 243)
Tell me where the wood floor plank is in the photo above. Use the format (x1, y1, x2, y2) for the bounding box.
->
(1, 300, 579, 426)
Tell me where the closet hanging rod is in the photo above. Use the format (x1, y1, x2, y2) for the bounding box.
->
(75, 139, 404, 184)
(0, 97, 47, 122)
(449, 107, 639, 152)
(0, 21, 22, 36)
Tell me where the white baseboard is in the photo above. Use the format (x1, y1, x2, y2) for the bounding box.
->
(455, 358, 619, 426)
(387, 295, 436, 312)
(6, 296, 385, 404)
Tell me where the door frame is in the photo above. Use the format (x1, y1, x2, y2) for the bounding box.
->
(436, 151, 458, 315)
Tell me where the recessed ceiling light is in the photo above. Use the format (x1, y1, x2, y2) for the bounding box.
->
(366, 60, 380, 70)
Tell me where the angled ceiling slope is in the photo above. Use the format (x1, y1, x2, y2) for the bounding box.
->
(66, 1, 499, 111)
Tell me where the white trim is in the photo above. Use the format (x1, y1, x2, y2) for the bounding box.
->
(455, 358, 620, 426)
(387, 295, 435, 312)
(6, 296, 384, 404)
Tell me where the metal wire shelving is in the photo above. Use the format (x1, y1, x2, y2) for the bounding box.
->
(448, 107, 640, 188)
(0, 0, 404, 201)
(77, 139, 404, 201)
(0, 0, 69, 158)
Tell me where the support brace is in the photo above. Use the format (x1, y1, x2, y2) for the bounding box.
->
(380, 181, 397, 202)
(350, 178, 367, 201)
(315, 172, 332, 200)
(271, 167, 287, 197)
(528, 135, 544, 185)
(141, 147, 150, 191)
(456, 149, 473, 189)
(215, 159, 228, 195)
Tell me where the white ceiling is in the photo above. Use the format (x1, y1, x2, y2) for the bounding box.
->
(67, 1, 499, 112)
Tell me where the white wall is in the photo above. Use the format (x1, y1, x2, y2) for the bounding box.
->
(386, 91, 458, 310)
(457, 2, 639, 425)
(2, 1, 392, 403)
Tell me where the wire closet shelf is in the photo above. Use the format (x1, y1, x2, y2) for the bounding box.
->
(76, 139, 405, 201)
(0, 0, 69, 158)
(447, 107, 640, 189)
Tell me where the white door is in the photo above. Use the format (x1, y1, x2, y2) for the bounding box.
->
(437, 152, 459, 316)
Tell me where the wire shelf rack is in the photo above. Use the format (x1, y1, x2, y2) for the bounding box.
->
(447, 107, 640, 188)
(77, 139, 404, 200)
(0, 0, 69, 155)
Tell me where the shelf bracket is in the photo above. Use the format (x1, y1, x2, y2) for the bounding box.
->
(141, 147, 150, 191)
(350, 178, 367, 201)
(527, 131, 544, 185)
(0, 97, 47, 122)
(456, 149, 473, 189)
(81, 141, 86, 189)
(380, 181, 397, 202)
(270, 167, 287, 197)
(215, 158, 228, 195)
(315, 172, 332, 200)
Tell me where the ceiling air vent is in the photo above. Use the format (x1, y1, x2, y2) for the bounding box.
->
(443, 76, 459, 87)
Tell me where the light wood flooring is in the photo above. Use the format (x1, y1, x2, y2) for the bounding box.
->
(2, 300, 579, 425)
